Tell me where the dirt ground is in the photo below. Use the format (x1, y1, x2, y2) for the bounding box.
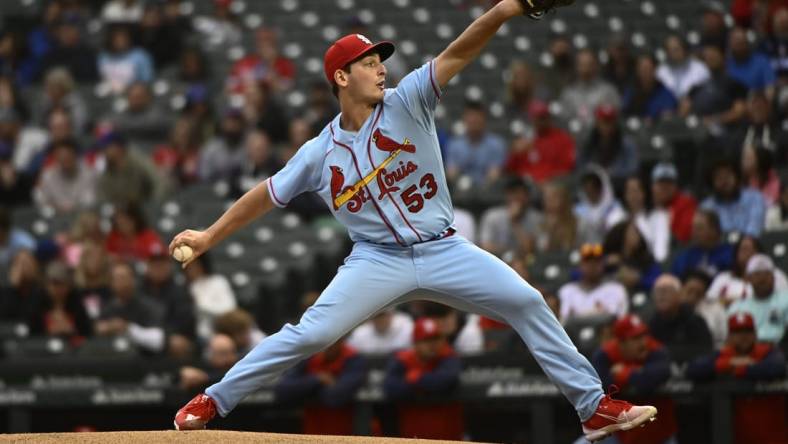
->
(0, 431, 473, 443)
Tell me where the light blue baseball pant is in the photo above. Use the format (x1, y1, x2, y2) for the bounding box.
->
(206, 235, 604, 421)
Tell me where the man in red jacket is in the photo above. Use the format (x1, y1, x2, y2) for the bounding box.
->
(505, 100, 576, 183)
(686, 312, 787, 444)
(591, 315, 677, 444)
(274, 337, 366, 435)
(383, 317, 463, 440)
(651, 162, 697, 243)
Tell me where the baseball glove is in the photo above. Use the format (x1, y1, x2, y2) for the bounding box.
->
(518, 0, 576, 20)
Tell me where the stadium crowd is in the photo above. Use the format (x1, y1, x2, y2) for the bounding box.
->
(1, 0, 788, 442)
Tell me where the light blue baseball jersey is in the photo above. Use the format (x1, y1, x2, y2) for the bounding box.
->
(266, 61, 454, 246)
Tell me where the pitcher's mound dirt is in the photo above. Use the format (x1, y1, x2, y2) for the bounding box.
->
(0, 431, 472, 443)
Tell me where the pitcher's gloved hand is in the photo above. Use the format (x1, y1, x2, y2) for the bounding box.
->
(518, 0, 576, 20)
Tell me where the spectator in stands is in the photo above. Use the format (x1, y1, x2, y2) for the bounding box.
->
(689, 42, 748, 132)
(446, 101, 506, 187)
(765, 182, 788, 230)
(763, 8, 788, 82)
(152, 118, 201, 187)
(102, 0, 144, 23)
(657, 35, 711, 101)
(741, 147, 780, 205)
(579, 104, 638, 185)
(681, 270, 728, 349)
(622, 54, 678, 121)
(504, 100, 575, 183)
(728, 254, 788, 343)
(97, 132, 163, 204)
(25, 108, 78, 178)
(651, 162, 697, 244)
(700, 2, 728, 49)
(347, 308, 413, 355)
(506, 60, 548, 121)
(40, 14, 98, 83)
(558, 243, 628, 324)
(422, 302, 484, 356)
(701, 158, 766, 236)
(648, 274, 713, 351)
(575, 165, 624, 245)
(727, 27, 776, 95)
(603, 220, 662, 293)
(686, 312, 788, 444)
(480, 176, 543, 257)
(193, 0, 242, 49)
(275, 337, 366, 436)
(0, 142, 33, 207)
(304, 81, 339, 136)
(74, 241, 111, 321)
(542, 35, 574, 99)
(0, 208, 36, 275)
(602, 35, 635, 96)
(241, 82, 290, 145)
(98, 25, 155, 95)
(96, 261, 166, 353)
(671, 209, 733, 279)
(281, 118, 313, 163)
(0, 250, 41, 321)
(559, 48, 621, 126)
(230, 130, 281, 198)
(32, 68, 87, 133)
(176, 47, 209, 90)
(34, 139, 96, 215)
(708, 235, 788, 306)
(1, 109, 47, 176)
(591, 314, 676, 444)
(28, 260, 92, 338)
(383, 317, 463, 440)
(184, 253, 237, 343)
(738, 92, 787, 165)
(538, 181, 578, 252)
(110, 82, 172, 140)
(143, 246, 197, 359)
(199, 110, 247, 181)
(57, 210, 104, 267)
(139, 0, 191, 70)
(213, 309, 265, 356)
(179, 333, 239, 391)
(0, 31, 35, 87)
(105, 203, 163, 262)
(618, 176, 670, 263)
(227, 27, 296, 94)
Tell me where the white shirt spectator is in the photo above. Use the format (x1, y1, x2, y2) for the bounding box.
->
(610, 208, 671, 262)
(558, 281, 629, 324)
(706, 269, 788, 304)
(348, 311, 413, 355)
(190, 275, 237, 342)
(453, 208, 477, 244)
(102, 0, 145, 23)
(454, 314, 484, 355)
(694, 299, 728, 349)
(657, 58, 711, 99)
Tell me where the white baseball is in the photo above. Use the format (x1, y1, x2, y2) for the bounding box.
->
(173, 245, 194, 262)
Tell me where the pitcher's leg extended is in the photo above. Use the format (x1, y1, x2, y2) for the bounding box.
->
(416, 236, 603, 421)
(175, 242, 416, 429)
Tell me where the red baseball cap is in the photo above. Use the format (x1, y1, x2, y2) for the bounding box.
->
(614, 314, 649, 340)
(324, 34, 395, 84)
(595, 104, 618, 120)
(528, 100, 550, 119)
(413, 317, 442, 342)
(728, 312, 755, 332)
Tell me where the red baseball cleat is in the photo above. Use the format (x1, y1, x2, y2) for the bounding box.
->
(174, 393, 217, 431)
(582, 388, 658, 442)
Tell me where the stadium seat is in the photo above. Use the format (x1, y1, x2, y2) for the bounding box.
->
(3, 337, 70, 358)
(75, 336, 139, 358)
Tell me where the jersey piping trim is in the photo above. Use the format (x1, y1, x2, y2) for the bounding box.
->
(329, 123, 407, 247)
(429, 60, 442, 100)
(366, 106, 424, 243)
(267, 177, 287, 208)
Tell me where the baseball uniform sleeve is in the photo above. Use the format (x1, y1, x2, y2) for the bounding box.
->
(393, 60, 442, 131)
(267, 140, 323, 208)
